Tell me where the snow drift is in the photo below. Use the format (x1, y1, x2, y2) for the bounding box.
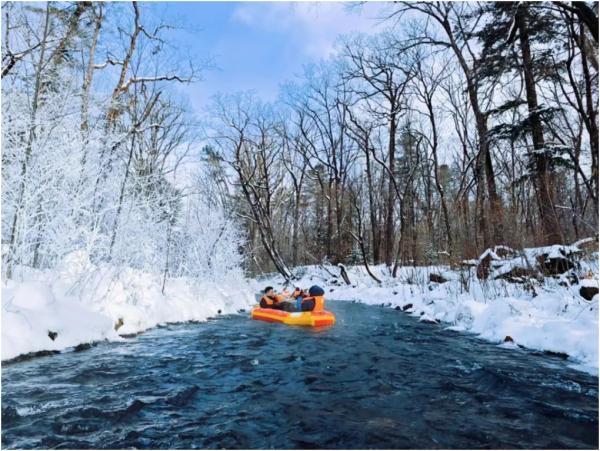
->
(2, 251, 254, 361)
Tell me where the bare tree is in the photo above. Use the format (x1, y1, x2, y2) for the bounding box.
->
(212, 94, 294, 280)
(411, 51, 453, 251)
(394, 2, 506, 248)
(341, 32, 413, 266)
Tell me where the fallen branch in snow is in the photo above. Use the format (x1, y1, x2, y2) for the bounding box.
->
(338, 264, 351, 285)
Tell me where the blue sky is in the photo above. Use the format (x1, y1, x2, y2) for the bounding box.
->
(146, 2, 388, 109)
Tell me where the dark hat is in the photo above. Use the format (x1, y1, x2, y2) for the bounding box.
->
(308, 285, 325, 296)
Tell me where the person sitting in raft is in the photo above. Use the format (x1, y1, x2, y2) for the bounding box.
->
(260, 286, 286, 309)
(291, 287, 307, 311)
(260, 286, 325, 312)
(299, 285, 326, 312)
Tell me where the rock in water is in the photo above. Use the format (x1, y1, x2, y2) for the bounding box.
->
(504, 336, 514, 343)
(543, 350, 569, 359)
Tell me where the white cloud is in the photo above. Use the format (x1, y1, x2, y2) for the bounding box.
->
(231, 2, 389, 58)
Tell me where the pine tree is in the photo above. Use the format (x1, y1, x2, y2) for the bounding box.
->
(476, 2, 564, 244)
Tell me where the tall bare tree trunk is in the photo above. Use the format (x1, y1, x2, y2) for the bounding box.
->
(474, 159, 489, 249)
(326, 182, 333, 259)
(425, 95, 452, 251)
(578, 21, 599, 215)
(384, 112, 397, 266)
(364, 140, 380, 264)
(516, 4, 563, 245)
(437, 12, 505, 246)
(109, 132, 137, 257)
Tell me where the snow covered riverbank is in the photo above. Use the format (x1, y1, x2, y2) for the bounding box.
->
(1, 252, 254, 361)
(253, 243, 599, 375)
(2, 244, 598, 375)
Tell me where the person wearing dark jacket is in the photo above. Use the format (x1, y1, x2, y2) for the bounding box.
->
(259, 286, 286, 309)
(292, 287, 306, 311)
(300, 285, 325, 311)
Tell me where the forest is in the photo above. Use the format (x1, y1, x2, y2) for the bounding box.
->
(1, 3, 598, 448)
(2, 1, 598, 282)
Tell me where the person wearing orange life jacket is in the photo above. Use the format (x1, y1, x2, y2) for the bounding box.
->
(299, 285, 326, 312)
(291, 287, 307, 311)
(259, 286, 286, 310)
(278, 286, 303, 312)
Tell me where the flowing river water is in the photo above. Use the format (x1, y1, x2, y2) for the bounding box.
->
(2, 301, 598, 449)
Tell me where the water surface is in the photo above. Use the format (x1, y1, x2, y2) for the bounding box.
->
(2, 301, 598, 449)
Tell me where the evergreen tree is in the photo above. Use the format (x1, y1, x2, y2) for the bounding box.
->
(476, 2, 565, 244)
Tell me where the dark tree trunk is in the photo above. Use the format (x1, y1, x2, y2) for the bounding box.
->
(439, 14, 505, 247)
(425, 95, 452, 251)
(516, 4, 563, 245)
(578, 21, 599, 214)
(364, 142, 380, 264)
(384, 112, 397, 266)
(292, 192, 300, 267)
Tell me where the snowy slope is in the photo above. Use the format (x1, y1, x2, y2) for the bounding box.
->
(253, 247, 599, 374)
(2, 251, 255, 361)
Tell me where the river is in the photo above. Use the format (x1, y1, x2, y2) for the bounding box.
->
(2, 301, 598, 449)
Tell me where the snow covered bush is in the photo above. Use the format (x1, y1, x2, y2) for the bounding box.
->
(1, 3, 251, 360)
(1, 73, 251, 358)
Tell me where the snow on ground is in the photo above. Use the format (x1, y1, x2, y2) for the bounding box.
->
(2, 244, 597, 375)
(2, 251, 254, 361)
(253, 245, 599, 375)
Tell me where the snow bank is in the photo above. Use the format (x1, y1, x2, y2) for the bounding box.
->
(253, 245, 599, 374)
(3, 244, 597, 374)
(2, 252, 255, 361)
(2, 281, 117, 360)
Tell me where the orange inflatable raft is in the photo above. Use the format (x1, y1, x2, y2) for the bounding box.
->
(251, 307, 336, 327)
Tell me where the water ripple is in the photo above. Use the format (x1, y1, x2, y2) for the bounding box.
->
(2, 301, 598, 449)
